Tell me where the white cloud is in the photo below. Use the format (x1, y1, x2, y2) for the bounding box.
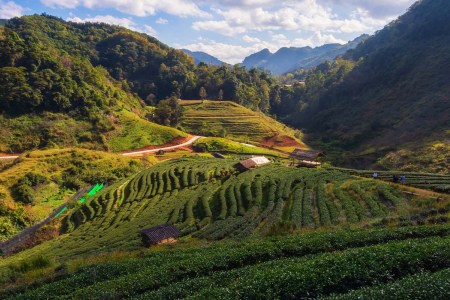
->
(143, 24, 157, 36)
(242, 35, 262, 43)
(193, 0, 382, 36)
(156, 17, 168, 24)
(41, 0, 79, 9)
(67, 14, 158, 37)
(41, 0, 210, 18)
(193, 0, 403, 37)
(203, 0, 414, 18)
(317, 0, 415, 18)
(182, 40, 256, 64)
(192, 19, 246, 36)
(0, 1, 25, 19)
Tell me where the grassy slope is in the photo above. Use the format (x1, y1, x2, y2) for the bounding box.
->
(180, 100, 306, 151)
(1, 157, 447, 263)
(0, 149, 151, 241)
(193, 137, 283, 157)
(106, 109, 187, 152)
(376, 141, 450, 175)
(0, 108, 187, 154)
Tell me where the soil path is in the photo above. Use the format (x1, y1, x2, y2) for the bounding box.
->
(121, 135, 202, 157)
(0, 136, 203, 160)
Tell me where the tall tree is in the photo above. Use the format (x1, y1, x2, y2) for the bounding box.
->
(199, 86, 207, 100)
(154, 95, 183, 127)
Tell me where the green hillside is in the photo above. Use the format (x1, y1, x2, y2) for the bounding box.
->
(192, 137, 283, 157)
(0, 15, 189, 153)
(0, 156, 448, 296)
(1, 6, 449, 298)
(2, 226, 450, 299)
(0, 15, 279, 153)
(0, 149, 150, 241)
(181, 100, 306, 151)
(1, 157, 447, 259)
(281, 0, 450, 171)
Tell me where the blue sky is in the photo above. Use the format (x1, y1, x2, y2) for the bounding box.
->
(0, 0, 416, 64)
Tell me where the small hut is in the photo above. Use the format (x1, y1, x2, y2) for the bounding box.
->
(237, 156, 271, 171)
(140, 224, 181, 247)
(289, 149, 325, 167)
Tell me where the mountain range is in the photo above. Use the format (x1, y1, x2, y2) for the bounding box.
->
(241, 35, 368, 74)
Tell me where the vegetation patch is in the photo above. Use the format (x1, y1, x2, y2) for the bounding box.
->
(0, 149, 147, 241)
(193, 137, 282, 156)
(1, 225, 449, 298)
(106, 110, 186, 152)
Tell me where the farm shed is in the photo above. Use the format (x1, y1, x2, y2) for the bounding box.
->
(140, 224, 181, 247)
(289, 149, 325, 167)
(237, 156, 271, 171)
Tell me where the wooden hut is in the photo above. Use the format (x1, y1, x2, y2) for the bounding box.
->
(140, 224, 181, 247)
(237, 156, 271, 171)
(289, 149, 325, 167)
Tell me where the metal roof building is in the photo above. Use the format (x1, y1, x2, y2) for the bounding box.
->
(289, 149, 325, 161)
(140, 224, 181, 247)
(238, 156, 271, 170)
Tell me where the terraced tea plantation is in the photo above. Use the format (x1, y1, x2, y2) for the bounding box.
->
(180, 100, 304, 146)
(2, 225, 450, 299)
(4, 156, 447, 262)
(1, 156, 449, 297)
(62, 159, 412, 240)
(333, 168, 450, 193)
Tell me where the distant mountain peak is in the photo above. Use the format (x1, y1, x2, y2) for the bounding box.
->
(181, 49, 227, 66)
(241, 38, 365, 75)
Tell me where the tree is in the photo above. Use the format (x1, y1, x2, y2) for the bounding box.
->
(154, 95, 183, 127)
(0, 67, 42, 114)
(199, 86, 207, 100)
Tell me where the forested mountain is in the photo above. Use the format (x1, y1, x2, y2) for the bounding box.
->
(241, 48, 272, 70)
(242, 36, 365, 75)
(181, 49, 226, 66)
(281, 0, 450, 171)
(0, 15, 275, 152)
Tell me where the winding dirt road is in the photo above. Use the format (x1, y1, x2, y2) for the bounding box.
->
(0, 136, 204, 160)
(121, 135, 203, 156)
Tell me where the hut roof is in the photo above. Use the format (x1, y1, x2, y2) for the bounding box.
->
(289, 149, 325, 161)
(140, 224, 181, 245)
(239, 156, 271, 169)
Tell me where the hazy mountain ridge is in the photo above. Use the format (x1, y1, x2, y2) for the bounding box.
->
(181, 49, 227, 66)
(242, 35, 366, 74)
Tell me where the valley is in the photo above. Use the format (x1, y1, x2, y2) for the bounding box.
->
(0, 0, 449, 298)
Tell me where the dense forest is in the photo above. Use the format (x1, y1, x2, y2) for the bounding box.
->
(274, 0, 450, 172)
(0, 15, 276, 112)
(0, 14, 275, 152)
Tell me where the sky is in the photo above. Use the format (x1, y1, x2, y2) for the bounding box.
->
(0, 0, 416, 64)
